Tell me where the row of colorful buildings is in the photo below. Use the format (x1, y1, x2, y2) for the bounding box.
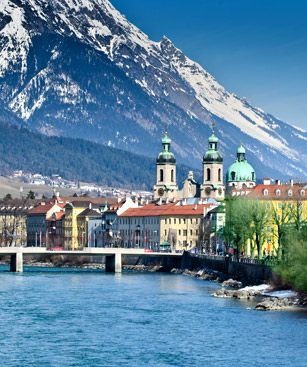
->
(0, 132, 306, 256)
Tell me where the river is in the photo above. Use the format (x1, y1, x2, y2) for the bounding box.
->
(0, 267, 306, 367)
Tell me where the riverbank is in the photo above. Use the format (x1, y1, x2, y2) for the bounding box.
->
(174, 267, 307, 311)
(1, 256, 305, 311)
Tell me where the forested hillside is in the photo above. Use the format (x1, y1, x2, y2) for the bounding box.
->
(0, 120, 197, 189)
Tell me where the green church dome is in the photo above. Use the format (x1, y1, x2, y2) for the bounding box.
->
(208, 133, 218, 143)
(237, 145, 246, 154)
(203, 133, 223, 163)
(226, 145, 256, 182)
(157, 133, 176, 164)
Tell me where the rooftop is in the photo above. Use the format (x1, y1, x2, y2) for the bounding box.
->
(120, 202, 215, 217)
(232, 182, 306, 200)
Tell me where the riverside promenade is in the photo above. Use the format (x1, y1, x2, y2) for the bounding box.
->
(0, 247, 182, 273)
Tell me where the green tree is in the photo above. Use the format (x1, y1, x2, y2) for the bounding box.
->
(271, 201, 293, 259)
(3, 193, 12, 201)
(26, 190, 36, 199)
(291, 200, 307, 232)
(223, 197, 253, 259)
(274, 226, 307, 293)
(249, 200, 270, 259)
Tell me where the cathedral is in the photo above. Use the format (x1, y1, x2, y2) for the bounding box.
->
(153, 131, 256, 201)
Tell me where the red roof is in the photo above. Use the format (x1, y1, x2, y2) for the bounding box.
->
(120, 203, 215, 217)
(241, 183, 306, 200)
(62, 196, 119, 205)
(28, 203, 55, 215)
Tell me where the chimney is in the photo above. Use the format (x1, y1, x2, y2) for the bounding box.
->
(290, 179, 294, 187)
(263, 178, 271, 185)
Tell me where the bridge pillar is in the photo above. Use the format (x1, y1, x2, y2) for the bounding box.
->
(105, 253, 122, 273)
(10, 252, 23, 273)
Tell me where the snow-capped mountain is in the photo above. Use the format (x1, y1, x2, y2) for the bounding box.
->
(0, 0, 306, 180)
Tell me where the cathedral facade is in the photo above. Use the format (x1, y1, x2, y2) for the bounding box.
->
(153, 131, 257, 201)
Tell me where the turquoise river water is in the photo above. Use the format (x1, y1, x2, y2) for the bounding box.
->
(0, 266, 306, 367)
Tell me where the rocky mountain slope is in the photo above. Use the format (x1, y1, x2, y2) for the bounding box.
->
(0, 0, 306, 180)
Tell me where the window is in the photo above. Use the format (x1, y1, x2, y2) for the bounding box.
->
(190, 230, 193, 236)
(171, 169, 174, 182)
(288, 190, 293, 197)
(190, 218, 193, 224)
(160, 169, 164, 182)
(174, 218, 176, 224)
(231, 171, 236, 181)
(179, 230, 181, 236)
(263, 189, 268, 196)
(275, 189, 281, 196)
(206, 168, 211, 181)
(183, 230, 187, 236)
(300, 190, 305, 197)
(218, 168, 221, 182)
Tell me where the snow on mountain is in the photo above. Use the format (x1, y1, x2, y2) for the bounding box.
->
(0, 0, 306, 180)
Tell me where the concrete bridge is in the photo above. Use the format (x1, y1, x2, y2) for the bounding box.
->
(0, 247, 182, 273)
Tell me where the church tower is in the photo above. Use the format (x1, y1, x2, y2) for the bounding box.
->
(201, 131, 225, 200)
(153, 133, 178, 200)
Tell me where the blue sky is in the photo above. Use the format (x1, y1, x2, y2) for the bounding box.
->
(111, 0, 307, 130)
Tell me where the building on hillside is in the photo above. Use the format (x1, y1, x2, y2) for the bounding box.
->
(118, 200, 216, 252)
(27, 200, 65, 247)
(0, 199, 37, 247)
(226, 145, 256, 191)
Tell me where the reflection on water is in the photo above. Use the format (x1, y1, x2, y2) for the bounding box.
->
(0, 267, 306, 367)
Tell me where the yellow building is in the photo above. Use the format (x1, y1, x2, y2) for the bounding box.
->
(63, 201, 91, 250)
(231, 181, 307, 257)
(0, 199, 37, 247)
(118, 201, 216, 252)
(63, 198, 117, 249)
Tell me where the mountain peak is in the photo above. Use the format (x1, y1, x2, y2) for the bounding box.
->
(0, 0, 306, 180)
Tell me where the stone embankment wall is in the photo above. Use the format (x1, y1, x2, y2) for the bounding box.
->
(128, 253, 276, 285)
(123, 255, 182, 271)
(181, 252, 277, 285)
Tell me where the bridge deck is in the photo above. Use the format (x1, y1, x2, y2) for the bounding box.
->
(0, 247, 182, 257)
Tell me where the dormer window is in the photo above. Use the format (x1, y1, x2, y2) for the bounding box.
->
(263, 189, 269, 196)
(275, 189, 281, 196)
(300, 190, 305, 197)
(288, 190, 293, 197)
